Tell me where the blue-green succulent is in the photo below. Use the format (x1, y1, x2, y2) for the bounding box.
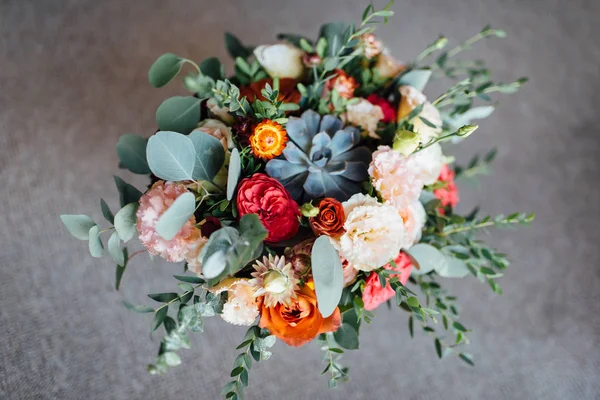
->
(265, 110, 371, 202)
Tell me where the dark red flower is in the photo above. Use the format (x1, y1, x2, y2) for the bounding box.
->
(367, 94, 396, 123)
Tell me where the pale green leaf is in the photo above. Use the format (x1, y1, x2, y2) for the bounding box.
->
(398, 69, 432, 92)
(226, 148, 241, 200)
(156, 96, 201, 134)
(155, 192, 196, 240)
(108, 231, 125, 265)
(407, 244, 446, 275)
(148, 53, 184, 88)
(88, 225, 104, 257)
(114, 203, 139, 242)
(146, 131, 196, 181)
(60, 214, 96, 240)
(188, 130, 225, 181)
(116, 134, 150, 174)
(311, 236, 343, 318)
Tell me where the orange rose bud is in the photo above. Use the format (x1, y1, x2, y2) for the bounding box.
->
(309, 198, 345, 238)
(258, 283, 341, 347)
(249, 120, 288, 160)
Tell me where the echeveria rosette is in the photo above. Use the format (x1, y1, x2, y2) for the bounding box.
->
(265, 110, 371, 202)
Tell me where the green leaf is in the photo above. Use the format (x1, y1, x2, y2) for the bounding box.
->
(116, 134, 151, 174)
(443, 106, 495, 131)
(60, 215, 96, 240)
(163, 352, 181, 366)
(107, 232, 125, 265)
(100, 198, 114, 224)
(146, 131, 196, 181)
(225, 32, 253, 60)
(113, 176, 142, 208)
(188, 130, 225, 181)
(114, 203, 139, 242)
(152, 307, 168, 331)
(459, 352, 474, 366)
(173, 275, 205, 284)
(115, 262, 126, 290)
(438, 255, 470, 278)
(435, 338, 442, 358)
(311, 236, 344, 318)
(88, 225, 104, 257)
(333, 323, 359, 350)
(398, 69, 432, 92)
(453, 321, 467, 332)
(199, 57, 224, 80)
(407, 244, 447, 276)
(122, 301, 154, 313)
(226, 148, 241, 200)
(406, 296, 419, 308)
(148, 53, 184, 88)
(148, 293, 179, 302)
(155, 192, 196, 240)
(156, 96, 201, 134)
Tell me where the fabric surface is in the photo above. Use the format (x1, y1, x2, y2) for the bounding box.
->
(1, 0, 599, 399)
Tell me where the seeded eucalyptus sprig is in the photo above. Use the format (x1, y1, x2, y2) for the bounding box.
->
(319, 333, 349, 389)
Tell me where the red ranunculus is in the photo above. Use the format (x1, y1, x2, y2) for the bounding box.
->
(236, 173, 301, 243)
(367, 94, 396, 123)
(362, 252, 413, 311)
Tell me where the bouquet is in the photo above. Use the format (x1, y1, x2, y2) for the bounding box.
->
(60, 2, 533, 398)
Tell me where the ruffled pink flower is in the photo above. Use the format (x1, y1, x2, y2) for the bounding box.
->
(136, 181, 203, 264)
(369, 146, 424, 210)
(341, 257, 359, 287)
(362, 253, 413, 311)
(434, 164, 459, 214)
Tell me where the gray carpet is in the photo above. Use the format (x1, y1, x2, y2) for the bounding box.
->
(1, 0, 599, 399)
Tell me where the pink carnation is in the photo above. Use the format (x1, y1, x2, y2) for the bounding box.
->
(369, 146, 424, 210)
(434, 164, 459, 213)
(136, 181, 204, 264)
(362, 253, 413, 311)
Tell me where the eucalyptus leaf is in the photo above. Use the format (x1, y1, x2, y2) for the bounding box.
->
(437, 254, 470, 278)
(225, 32, 253, 60)
(147, 131, 196, 181)
(188, 130, 225, 181)
(88, 225, 104, 257)
(156, 96, 201, 134)
(60, 214, 96, 240)
(444, 106, 495, 131)
(226, 148, 241, 200)
(114, 176, 142, 207)
(108, 231, 125, 265)
(311, 236, 343, 318)
(148, 53, 184, 88)
(202, 250, 228, 280)
(406, 244, 447, 276)
(100, 198, 114, 224)
(333, 323, 359, 350)
(155, 192, 196, 240)
(398, 69, 432, 92)
(200, 57, 224, 80)
(114, 203, 139, 242)
(116, 134, 151, 174)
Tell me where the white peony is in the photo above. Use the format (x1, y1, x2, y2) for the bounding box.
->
(253, 44, 305, 79)
(407, 142, 445, 186)
(369, 146, 424, 210)
(211, 278, 260, 326)
(399, 200, 426, 247)
(337, 194, 409, 272)
(345, 98, 385, 138)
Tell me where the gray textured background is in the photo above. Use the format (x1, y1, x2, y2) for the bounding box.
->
(1, 0, 599, 399)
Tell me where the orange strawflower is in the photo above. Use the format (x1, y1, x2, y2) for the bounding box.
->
(249, 120, 288, 160)
(259, 281, 341, 347)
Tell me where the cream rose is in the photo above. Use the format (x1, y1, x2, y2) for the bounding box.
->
(374, 49, 406, 79)
(193, 119, 233, 150)
(345, 98, 384, 138)
(397, 85, 442, 142)
(337, 194, 409, 272)
(253, 44, 305, 79)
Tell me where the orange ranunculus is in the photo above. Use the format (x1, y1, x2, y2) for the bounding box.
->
(249, 120, 288, 160)
(259, 282, 341, 347)
(309, 198, 345, 237)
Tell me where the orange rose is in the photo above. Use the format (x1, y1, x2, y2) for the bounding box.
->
(309, 198, 345, 237)
(259, 282, 341, 347)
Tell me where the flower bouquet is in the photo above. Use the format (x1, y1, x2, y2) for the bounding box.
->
(60, 2, 533, 398)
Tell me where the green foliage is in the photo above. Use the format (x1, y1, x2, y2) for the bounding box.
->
(87, 225, 104, 257)
(155, 96, 201, 134)
(212, 79, 251, 117)
(60, 214, 96, 240)
(311, 236, 344, 318)
(226, 148, 241, 201)
(397, 69, 432, 92)
(100, 198, 114, 224)
(224, 32, 254, 60)
(199, 57, 225, 80)
(107, 231, 124, 265)
(116, 134, 150, 174)
(319, 333, 349, 389)
(200, 214, 268, 280)
(114, 176, 142, 207)
(250, 79, 300, 122)
(188, 130, 226, 181)
(333, 323, 359, 350)
(234, 57, 268, 85)
(146, 131, 196, 181)
(155, 192, 196, 240)
(221, 326, 275, 400)
(148, 53, 184, 88)
(114, 203, 139, 242)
